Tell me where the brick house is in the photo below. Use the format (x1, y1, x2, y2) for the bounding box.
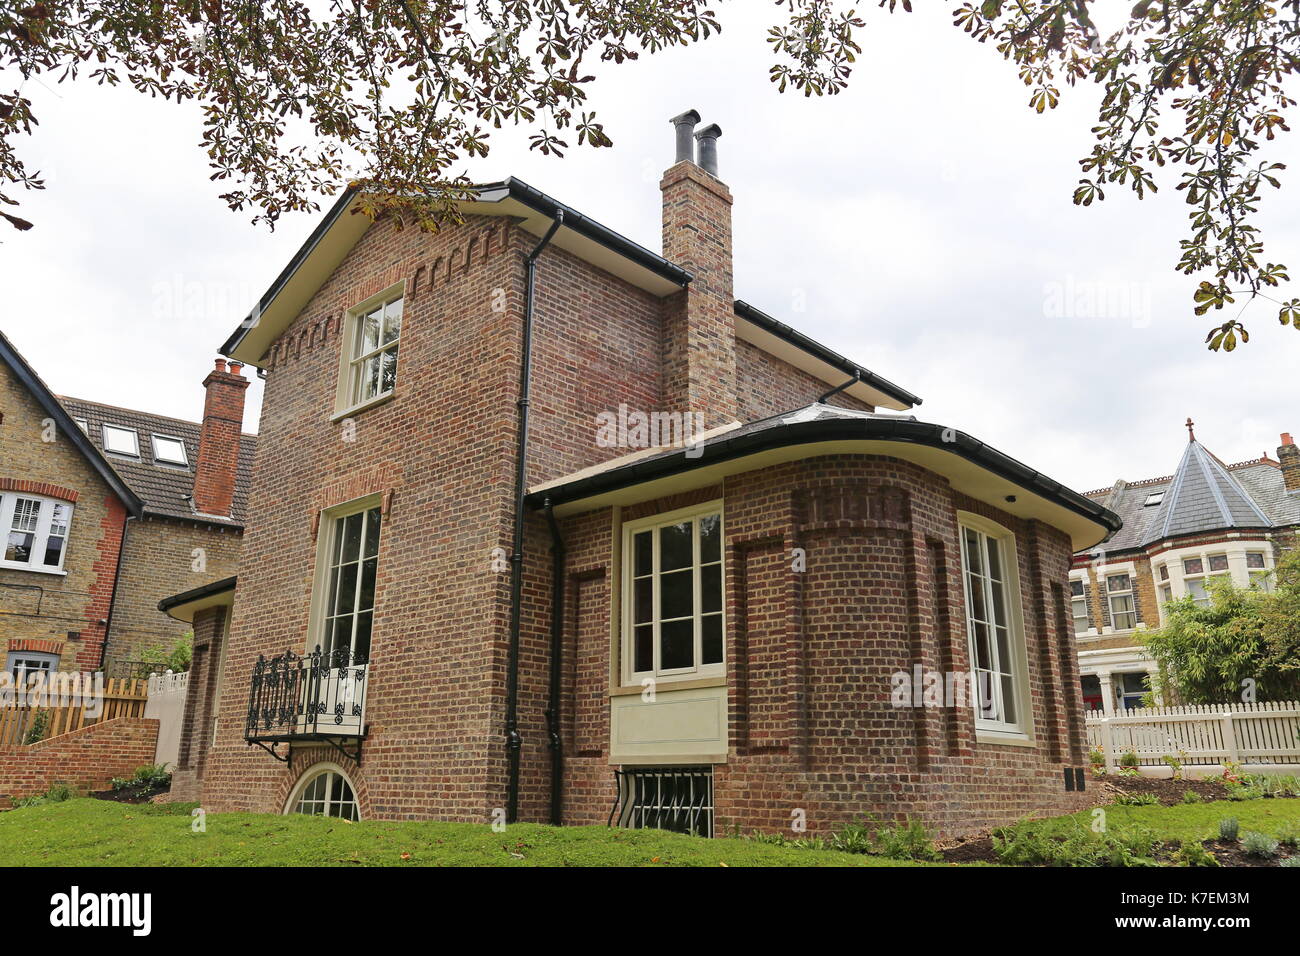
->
(0, 330, 255, 675)
(172, 115, 1120, 836)
(1071, 421, 1300, 714)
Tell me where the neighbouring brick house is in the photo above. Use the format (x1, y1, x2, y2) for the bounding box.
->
(0, 330, 255, 676)
(171, 115, 1120, 836)
(1071, 421, 1300, 714)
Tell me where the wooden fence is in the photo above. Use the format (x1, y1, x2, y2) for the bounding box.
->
(0, 678, 149, 747)
(1086, 701, 1300, 769)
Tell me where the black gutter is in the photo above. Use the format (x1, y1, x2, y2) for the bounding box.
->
(734, 300, 923, 410)
(526, 416, 1122, 537)
(221, 180, 693, 363)
(505, 210, 564, 824)
(542, 496, 566, 826)
(500, 178, 693, 288)
(158, 575, 238, 616)
(0, 331, 144, 518)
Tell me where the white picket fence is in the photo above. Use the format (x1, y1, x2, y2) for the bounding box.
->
(1086, 701, 1300, 771)
(143, 671, 190, 769)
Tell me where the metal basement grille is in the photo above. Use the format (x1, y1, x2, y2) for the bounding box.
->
(610, 767, 714, 838)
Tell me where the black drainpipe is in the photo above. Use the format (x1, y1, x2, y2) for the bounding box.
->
(505, 210, 564, 823)
(543, 496, 566, 826)
(817, 368, 861, 405)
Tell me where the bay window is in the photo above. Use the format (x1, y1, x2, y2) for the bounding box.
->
(958, 517, 1028, 735)
(623, 503, 724, 683)
(0, 494, 73, 572)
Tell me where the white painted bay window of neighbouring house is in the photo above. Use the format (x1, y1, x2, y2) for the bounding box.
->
(623, 504, 724, 683)
(0, 494, 73, 572)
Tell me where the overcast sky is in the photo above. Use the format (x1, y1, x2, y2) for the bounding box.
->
(4, 4, 1297, 494)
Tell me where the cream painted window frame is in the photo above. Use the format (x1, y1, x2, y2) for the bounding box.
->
(307, 494, 384, 659)
(956, 512, 1032, 740)
(1069, 570, 1095, 637)
(333, 282, 405, 420)
(620, 500, 725, 687)
(1105, 572, 1137, 631)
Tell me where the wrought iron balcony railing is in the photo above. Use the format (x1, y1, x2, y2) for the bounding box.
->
(245, 648, 368, 762)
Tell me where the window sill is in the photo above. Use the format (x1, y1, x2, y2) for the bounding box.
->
(610, 675, 727, 697)
(331, 391, 395, 423)
(0, 562, 67, 577)
(976, 729, 1034, 748)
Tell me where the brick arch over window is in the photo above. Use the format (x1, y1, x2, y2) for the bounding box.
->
(276, 749, 368, 819)
(0, 479, 79, 503)
(7, 638, 65, 656)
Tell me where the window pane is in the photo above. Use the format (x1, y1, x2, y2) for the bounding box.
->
(985, 538, 1002, 582)
(701, 564, 721, 614)
(102, 425, 138, 455)
(989, 582, 1007, 628)
(963, 529, 983, 576)
(11, 498, 39, 532)
(1000, 674, 1017, 725)
(660, 619, 694, 670)
(971, 621, 991, 670)
(633, 532, 652, 577)
(1207, 554, 1229, 572)
(1070, 579, 1084, 597)
(1246, 552, 1266, 569)
(699, 514, 721, 563)
(660, 522, 692, 571)
(340, 513, 363, 564)
(42, 535, 64, 567)
(48, 503, 69, 536)
(380, 347, 398, 394)
(353, 611, 372, 661)
(1183, 557, 1204, 575)
(358, 558, 377, 612)
(363, 509, 381, 557)
(360, 308, 381, 352)
(335, 563, 358, 616)
(382, 298, 402, 344)
(701, 614, 723, 665)
(5, 531, 34, 563)
(1159, 564, 1169, 580)
(152, 436, 187, 464)
(1106, 574, 1130, 592)
(633, 625, 653, 673)
(634, 578, 652, 625)
(967, 572, 988, 623)
(660, 569, 692, 620)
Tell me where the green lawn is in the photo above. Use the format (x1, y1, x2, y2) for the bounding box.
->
(0, 800, 925, 867)
(3, 796, 1298, 866)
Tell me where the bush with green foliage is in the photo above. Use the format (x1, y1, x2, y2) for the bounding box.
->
(1219, 818, 1240, 841)
(11, 782, 72, 809)
(993, 820, 1159, 867)
(110, 763, 172, 792)
(1242, 831, 1280, 859)
(22, 709, 49, 745)
(1174, 840, 1220, 867)
(1119, 751, 1140, 768)
(1182, 790, 1203, 804)
(1115, 792, 1160, 807)
(139, 636, 192, 674)
(827, 817, 941, 862)
(1142, 551, 1300, 703)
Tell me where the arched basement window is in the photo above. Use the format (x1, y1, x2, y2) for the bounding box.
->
(285, 765, 360, 821)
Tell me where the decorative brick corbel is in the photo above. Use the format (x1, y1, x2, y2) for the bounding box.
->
(381, 489, 394, 517)
(310, 510, 321, 541)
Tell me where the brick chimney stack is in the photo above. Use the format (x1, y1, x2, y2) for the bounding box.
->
(660, 110, 737, 429)
(193, 358, 250, 517)
(1279, 432, 1300, 493)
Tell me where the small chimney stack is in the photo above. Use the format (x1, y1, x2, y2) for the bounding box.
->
(669, 110, 701, 165)
(694, 124, 722, 177)
(1279, 432, 1300, 493)
(193, 358, 250, 517)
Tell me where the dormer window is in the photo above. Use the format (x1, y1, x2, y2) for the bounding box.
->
(151, 434, 188, 466)
(102, 424, 139, 457)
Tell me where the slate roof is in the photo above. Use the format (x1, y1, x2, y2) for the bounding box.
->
(58, 396, 257, 526)
(1080, 441, 1299, 555)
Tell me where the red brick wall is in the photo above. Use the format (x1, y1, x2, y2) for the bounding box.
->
(167, 604, 228, 803)
(0, 717, 158, 800)
(735, 339, 874, 420)
(545, 455, 1089, 837)
(193, 361, 250, 517)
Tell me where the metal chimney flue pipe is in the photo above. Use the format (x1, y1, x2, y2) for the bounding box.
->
(694, 123, 722, 177)
(669, 109, 701, 165)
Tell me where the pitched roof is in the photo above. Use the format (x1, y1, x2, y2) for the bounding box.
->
(1079, 443, 1298, 555)
(0, 331, 143, 517)
(1140, 440, 1271, 546)
(58, 396, 257, 526)
(528, 402, 1120, 550)
(220, 180, 920, 411)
